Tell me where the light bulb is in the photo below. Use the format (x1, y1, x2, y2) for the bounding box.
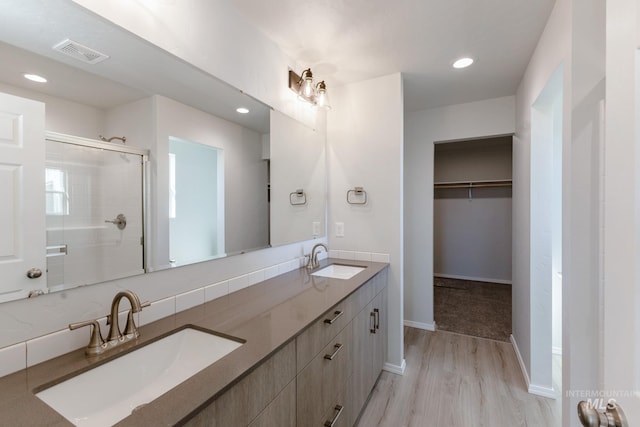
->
(299, 68, 314, 98)
(315, 81, 331, 110)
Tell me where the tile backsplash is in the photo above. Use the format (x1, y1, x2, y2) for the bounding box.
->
(0, 250, 388, 378)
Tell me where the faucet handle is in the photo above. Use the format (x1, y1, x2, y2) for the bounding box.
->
(69, 319, 105, 356)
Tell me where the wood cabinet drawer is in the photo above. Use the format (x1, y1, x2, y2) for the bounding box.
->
(184, 340, 296, 427)
(320, 373, 351, 427)
(296, 299, 352, 372)
(297, 323, 353, 427)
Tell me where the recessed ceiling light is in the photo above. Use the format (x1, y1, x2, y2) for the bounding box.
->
(236, 107, 249, 114)
(452, 57, 474, 69)
(23, 73, 47, 83)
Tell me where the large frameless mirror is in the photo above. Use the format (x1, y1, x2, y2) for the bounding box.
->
(0, 0, 325, 303)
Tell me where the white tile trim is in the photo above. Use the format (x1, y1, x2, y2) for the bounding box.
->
(204, 280, 228, 302)
(0, 343, 26, 378)
(26, 327, 87, 367)
(176, 288, 205, 312)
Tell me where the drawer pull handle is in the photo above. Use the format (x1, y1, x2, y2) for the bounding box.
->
(324, 343, 343, 360)
(324, 404, 344, 427)
(374, 308, 380, 330)
(370, 311, 376, 333)
(324, 310, 343, 325)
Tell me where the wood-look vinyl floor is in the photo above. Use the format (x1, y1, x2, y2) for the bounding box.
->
(357, 327, 560, 427)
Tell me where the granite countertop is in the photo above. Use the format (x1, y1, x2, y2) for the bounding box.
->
(0, 258, 388, 426)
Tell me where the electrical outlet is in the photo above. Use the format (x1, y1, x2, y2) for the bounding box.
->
(312, 221, 320, 236)
(336, 222, 344, 237)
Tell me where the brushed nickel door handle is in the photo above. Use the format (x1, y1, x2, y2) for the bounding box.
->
(324, 343, 343, 360)
(374, 308, 380, 330)
(324, 310, 343, 325)
(324, 405, 344, 427)
(370, 311, 376, 333)
(26, 268, 42, 279)
(577, 401, 628, 427)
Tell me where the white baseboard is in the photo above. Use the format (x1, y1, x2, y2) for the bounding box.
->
(434, 273, 512, 285)
(510, 334, 531, 388)
(552, 346, 562, 356)
(404, 320, 436, 331)
(383, 359, 406, 375)
(528, 384, 557, 399)
(510, 334, 557, 399)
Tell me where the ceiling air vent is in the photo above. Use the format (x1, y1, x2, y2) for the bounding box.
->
(52, 39, 109, 65)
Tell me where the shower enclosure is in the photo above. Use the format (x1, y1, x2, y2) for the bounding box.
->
(45, 133, 147, 292)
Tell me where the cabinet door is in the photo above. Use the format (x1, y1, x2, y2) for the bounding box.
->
(348, 300, 375, 425)
(248, 381, 296, 427)
(0, 92, 45, 302)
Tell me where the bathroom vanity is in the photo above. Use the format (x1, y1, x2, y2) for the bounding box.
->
(0, 259, 388, 426)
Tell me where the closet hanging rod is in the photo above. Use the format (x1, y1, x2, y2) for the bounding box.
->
(434, 179, 512, 190)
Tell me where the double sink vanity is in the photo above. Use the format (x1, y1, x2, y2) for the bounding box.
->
(0, 259, 388, 426)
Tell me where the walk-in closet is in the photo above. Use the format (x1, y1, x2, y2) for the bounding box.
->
(433, 136, 512, 341)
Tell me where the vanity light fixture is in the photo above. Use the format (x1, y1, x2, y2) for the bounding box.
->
(288, 68, 331, 110)
(236, 107, 250, 114)
(452, 57, 474, 69)
(24, 73, 47, 83)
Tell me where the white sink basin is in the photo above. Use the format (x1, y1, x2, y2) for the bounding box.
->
(311, 264, 366, 280)
(36, 327, 244, 427)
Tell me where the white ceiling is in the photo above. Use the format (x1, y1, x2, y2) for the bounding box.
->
(233, 0, 556, 112)
(0, 0, 271, 133)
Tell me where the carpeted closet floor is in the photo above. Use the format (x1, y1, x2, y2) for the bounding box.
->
(434, 277, 511, 342)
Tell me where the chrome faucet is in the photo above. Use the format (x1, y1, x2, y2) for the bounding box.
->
(69, 290, 148, 357)
(308, 243, 328, 269)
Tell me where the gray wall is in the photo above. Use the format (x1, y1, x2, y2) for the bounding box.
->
(433, 137, 512, 283)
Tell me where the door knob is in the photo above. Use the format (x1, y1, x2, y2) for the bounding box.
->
(26, 268, 42, 279)
(578, 401, 628, 427)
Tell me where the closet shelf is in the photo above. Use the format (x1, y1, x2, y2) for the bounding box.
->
(434, 179, 512, 189)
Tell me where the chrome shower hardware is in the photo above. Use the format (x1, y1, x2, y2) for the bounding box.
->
(98, 135, 126, 144)
(105, 214, 127, 230)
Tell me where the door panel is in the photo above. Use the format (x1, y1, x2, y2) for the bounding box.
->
(0, 92, 45, 302)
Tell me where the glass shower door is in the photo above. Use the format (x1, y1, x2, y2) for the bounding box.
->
(45, 139, 144, 291)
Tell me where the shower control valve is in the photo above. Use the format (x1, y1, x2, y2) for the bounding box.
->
(105, 214, 127, 230)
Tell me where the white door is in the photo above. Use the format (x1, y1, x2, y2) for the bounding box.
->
(597, 0, 640, 422)
(0, 92, 46, 302)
